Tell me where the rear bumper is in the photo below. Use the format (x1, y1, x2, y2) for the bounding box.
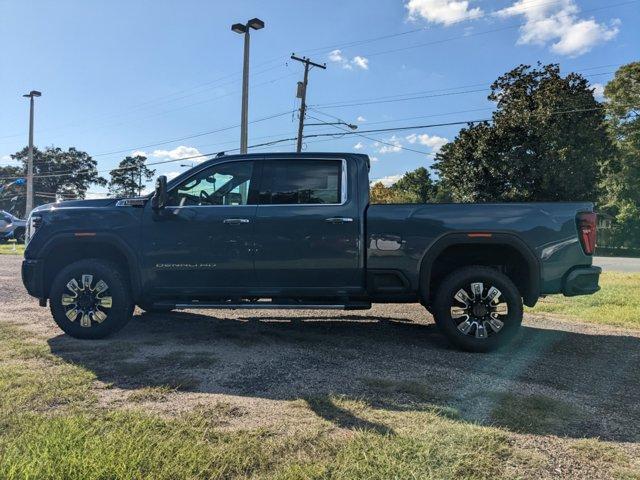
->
(22, 259, 45, 299)
(562, 265, 601, 297)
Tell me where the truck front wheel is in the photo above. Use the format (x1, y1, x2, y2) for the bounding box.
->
(432, 266, 523, 352)
(49, 259, 134, 339)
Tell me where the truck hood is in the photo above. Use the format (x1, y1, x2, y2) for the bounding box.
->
(32, 197, 129, 212)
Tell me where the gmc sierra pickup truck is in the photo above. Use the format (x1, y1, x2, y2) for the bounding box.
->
(22, 152, 601, 351)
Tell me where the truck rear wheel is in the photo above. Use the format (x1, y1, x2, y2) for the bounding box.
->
(432, 266, 522, 352)
(49, 259, 134, 339)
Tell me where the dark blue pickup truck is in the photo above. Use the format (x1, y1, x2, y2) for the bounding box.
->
(22, 152, 601, 351)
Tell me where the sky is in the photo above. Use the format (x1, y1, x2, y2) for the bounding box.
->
(1, 0, 638, 195)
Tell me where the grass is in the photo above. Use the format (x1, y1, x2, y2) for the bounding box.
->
(0, 322, 549, 479)
(1, 274, 639, 477)
(0, 243, 25, 255)
(528, 272, 640, 329)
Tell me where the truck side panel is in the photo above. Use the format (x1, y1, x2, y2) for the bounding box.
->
(366, 202, 594, 295)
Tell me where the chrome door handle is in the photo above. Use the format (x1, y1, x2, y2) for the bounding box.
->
(223, 218, 250, 225)
(325, 217, 354, 224)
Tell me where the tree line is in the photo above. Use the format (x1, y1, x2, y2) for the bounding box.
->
(0, 150, 155, 214)
(371, 62, 639, 249)
(1, 62, 638, 248)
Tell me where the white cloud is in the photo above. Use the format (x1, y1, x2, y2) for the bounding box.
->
(85, 191, 108, 200)
(353, 142, 364, 150)
(372, 174, 403, 187)
(405, 133, 449, 151)
(352, 56, 369, 70)
(406, 0, 483, 26)
(0, 154, 14, 165)
(376, 135, 403, 154)
(328, 49, 370, 70)
(370, 156, 379, 163)
(592, 83, 605, 101)
(151, 145, 206, 163)
(131, 150, 147, 157)
(357, 116, 366, 122)
(328, 49, 344, 63)
(165, 171, 182, 180)
(497, 0, 619, 56)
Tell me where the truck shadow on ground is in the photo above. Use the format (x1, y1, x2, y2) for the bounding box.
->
(48, 310, 640, 442)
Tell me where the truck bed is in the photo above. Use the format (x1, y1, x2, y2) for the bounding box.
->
(366, 202, 594, 295)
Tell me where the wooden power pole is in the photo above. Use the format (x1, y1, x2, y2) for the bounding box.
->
(291, 54, 326, 153)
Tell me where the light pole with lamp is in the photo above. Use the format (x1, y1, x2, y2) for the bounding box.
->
(22, 90, 41, 216)
(231, 18, 265, 155)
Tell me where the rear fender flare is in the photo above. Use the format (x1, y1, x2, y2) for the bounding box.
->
(418, 233, 541, 307)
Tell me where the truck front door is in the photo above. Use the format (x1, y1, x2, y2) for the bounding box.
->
(253, 158, 363, 293)
(141, 160, 258, 296)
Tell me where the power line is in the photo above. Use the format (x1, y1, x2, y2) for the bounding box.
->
(314, 69, 617, 109)
(307, 110, 433, 156)
(0, 104, 619, 181)
(91, 109, 294, 158)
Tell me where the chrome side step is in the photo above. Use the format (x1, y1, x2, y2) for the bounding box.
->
(157, 301, 371, 311)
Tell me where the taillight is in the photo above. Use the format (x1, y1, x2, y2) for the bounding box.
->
(577, 212, 597, 255)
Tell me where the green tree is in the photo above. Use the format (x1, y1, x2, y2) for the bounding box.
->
(2, 146, 107, 217)
(434, 63, 613, 202)
(391, 167, 436, 203)
(0, 165, 25, 216)
(108, 155, 155, 197)
(370, 181, 415, 204)
(601, 62, 640, 248)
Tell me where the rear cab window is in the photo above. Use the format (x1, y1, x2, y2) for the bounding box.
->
(259, 160, 343, 205)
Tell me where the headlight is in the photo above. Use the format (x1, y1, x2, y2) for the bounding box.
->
(25, 214, 42, 245)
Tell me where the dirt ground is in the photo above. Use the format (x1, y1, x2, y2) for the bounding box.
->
(2, 254, 639, 477)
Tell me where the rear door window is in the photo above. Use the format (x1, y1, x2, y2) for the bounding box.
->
(259, 160, 342, 205)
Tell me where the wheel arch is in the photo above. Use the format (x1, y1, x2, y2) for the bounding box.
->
(419, 233, 541, 307)
(40, 232, 141, 301)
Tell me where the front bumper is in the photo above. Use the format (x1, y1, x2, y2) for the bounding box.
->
(562, 265, 601, 297)
(22, 259, 45, 299)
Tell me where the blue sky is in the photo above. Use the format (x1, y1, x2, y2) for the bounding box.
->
(1, 0, 638, 194)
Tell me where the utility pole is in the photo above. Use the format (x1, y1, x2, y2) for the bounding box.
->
(22, 90, 41, 216)
(232, 18, 265, 154)
(291, 55, 326, 153)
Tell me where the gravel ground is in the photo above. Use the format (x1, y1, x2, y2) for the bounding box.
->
(2, 254, 639, 476)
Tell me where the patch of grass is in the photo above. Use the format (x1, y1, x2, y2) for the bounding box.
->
(528, 272, 640, 329)
(488, 392, 582, 435)
(571, 438, 628, 465)
(128, 385, 174, 403)
(0, 407, 513, 480)
(0, 243, 24, 255)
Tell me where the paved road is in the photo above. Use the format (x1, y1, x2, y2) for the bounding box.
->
(594, 256, 640, 272)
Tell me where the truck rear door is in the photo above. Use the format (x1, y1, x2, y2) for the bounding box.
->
(253, 157, 363, 293)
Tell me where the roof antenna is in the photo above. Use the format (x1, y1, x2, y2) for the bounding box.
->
(216, 151, 226, 158)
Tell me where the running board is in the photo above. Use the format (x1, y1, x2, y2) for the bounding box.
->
(156, 301, 371, 311)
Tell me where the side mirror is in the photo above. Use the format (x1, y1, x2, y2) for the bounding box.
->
(151, 175, 167, 209)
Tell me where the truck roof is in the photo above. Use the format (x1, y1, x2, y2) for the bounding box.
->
(181, 151, 371, 176)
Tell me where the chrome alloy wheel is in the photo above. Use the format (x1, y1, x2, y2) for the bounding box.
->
(450, 282, 508, 339)
(61, 274, 112, 327)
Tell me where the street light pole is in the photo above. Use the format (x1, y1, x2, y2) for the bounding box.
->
(22, 90, 41, 216)
(240, 28, 250, 154)
(232, 18, 264, 154)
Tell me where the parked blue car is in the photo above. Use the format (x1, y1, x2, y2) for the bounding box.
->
(0, 210, 26, 243)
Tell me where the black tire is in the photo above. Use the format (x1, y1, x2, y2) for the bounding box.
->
(432, 266, 523, 352)
(137, 302, 173, 314)
(49, 259, 134, 339)
(13, 228, 25, 244)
